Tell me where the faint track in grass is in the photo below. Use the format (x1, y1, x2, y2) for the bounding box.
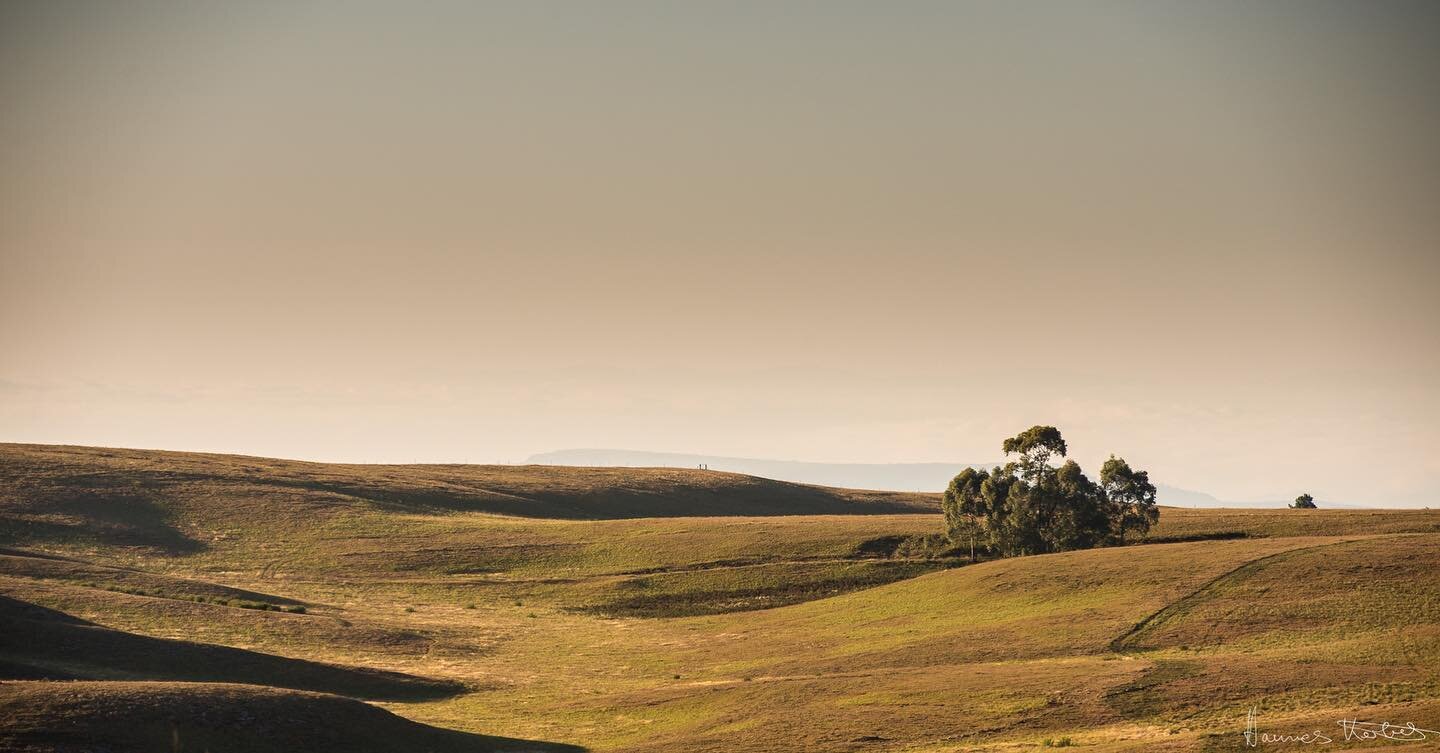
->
(1107, 537, 1368, 653)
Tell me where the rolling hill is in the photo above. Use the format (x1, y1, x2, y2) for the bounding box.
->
(1, 443, 1437, 751)
(0, 443, 934, 539)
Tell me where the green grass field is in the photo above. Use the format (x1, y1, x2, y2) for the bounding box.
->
(2, 443, 1437, 752)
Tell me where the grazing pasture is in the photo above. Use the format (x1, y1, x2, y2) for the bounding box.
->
(1, 444, 1437, 751)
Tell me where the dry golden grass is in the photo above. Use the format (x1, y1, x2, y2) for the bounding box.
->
(2, 444, 1438, 752)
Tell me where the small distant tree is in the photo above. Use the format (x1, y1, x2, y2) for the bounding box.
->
(1290, 493, 1317, 509)
(942, 426, 1160, 558)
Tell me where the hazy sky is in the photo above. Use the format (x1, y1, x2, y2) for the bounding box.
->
(3, 1, 1438, 504)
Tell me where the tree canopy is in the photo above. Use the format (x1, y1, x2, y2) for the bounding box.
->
(942, 426, 1158, 558)
(1290, 493, 1317, 509)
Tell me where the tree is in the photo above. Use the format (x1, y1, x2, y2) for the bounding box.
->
(941, 426, 1160, 558)
(1290, 493, 1316, 509)
(1100, 455, 1159, 541)
(1001, 425, 1067, 482)
(942, 467, 989, 562)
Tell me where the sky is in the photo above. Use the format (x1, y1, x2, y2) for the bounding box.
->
(2, 1, 1438, 505)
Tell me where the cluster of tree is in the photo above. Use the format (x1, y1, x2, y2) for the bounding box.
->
(942, 426, 1159, 560)
(1290, 493, 1317, 509)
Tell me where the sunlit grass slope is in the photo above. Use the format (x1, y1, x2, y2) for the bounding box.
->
(423, 535, 1439, 752)
(1, 443, 1437, 752)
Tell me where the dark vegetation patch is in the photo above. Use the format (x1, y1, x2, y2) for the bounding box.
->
(1137, 531, 1252, 544)
(616, 556, 790, 576)
(851, 533, 961, 559)
(79, 582, 307, 612)
(576, 560, 944, 618)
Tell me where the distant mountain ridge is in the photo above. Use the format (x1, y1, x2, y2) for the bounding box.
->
(526, 449, 1345, 508)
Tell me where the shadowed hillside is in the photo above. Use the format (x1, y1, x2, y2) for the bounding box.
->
(0, 593, 463, 700)
(0, 681, 584, 753)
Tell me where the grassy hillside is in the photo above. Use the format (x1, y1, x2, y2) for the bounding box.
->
(0, 443, 935, 534)
(0, 681, 582, 753)
(1141, 505, 1440, 540)
(0, 590, 461, 700)
(1, 444, 1437, 752)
